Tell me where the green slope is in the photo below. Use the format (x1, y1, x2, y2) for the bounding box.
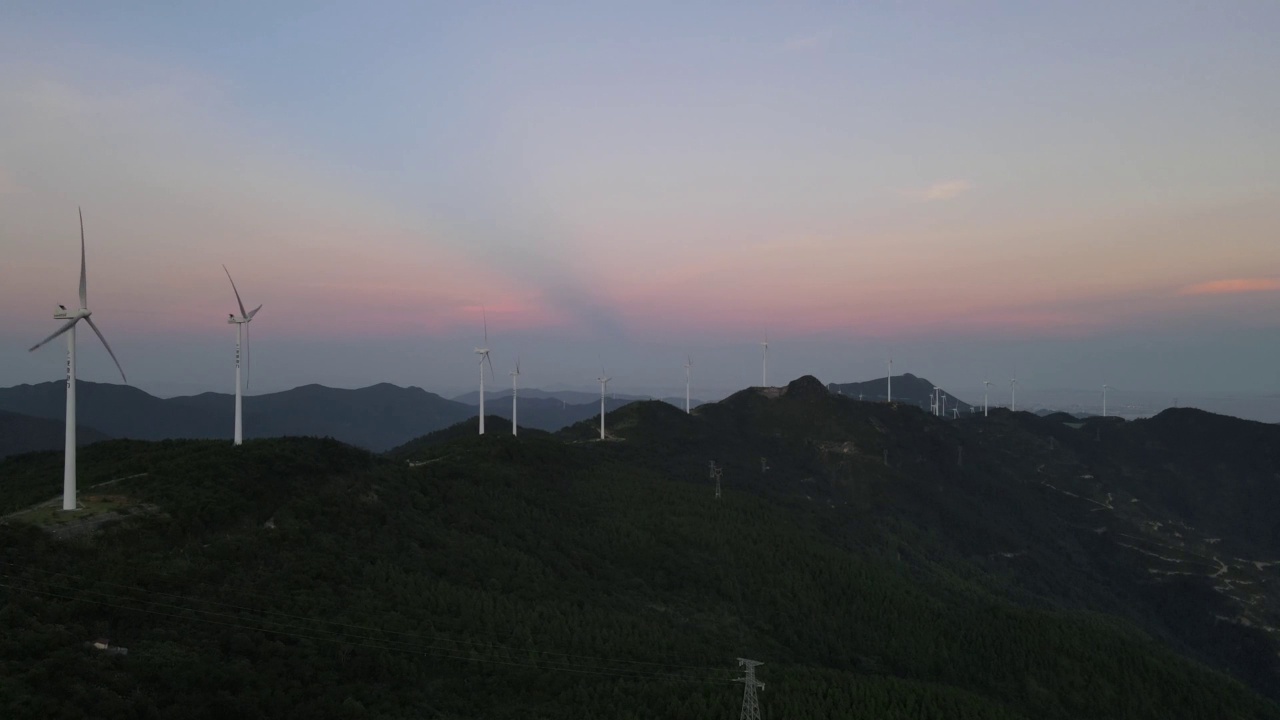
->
(1, 430, 1276, 719)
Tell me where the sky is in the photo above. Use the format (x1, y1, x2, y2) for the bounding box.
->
(1, 1, 1278, 416)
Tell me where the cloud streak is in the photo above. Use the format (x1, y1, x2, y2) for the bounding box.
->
(1179, 278, 1280, 296)
(783, 30, 835, 51)
(915, 180, 973, 202)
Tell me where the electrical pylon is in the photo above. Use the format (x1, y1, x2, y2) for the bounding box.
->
(709, 461, 722, 500)
(734, 658, 764, 720)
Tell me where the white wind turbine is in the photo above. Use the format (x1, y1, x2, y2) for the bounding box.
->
(760, 333, 769, 387)
(597, 369, 612, 440)
(931, 386, 940, 415)
(1010, 377, 1019, 411)
(510, 357, 521, 436)
(475, 310, 494, 435)
(1102, 384, 1112, 417)
(27, 209, 127, 511)
(684, 355, 693, 414)
(983, 380, 993, 417)
(223, 265, 262, 446)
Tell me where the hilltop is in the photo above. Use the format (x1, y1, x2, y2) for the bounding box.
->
(829, 373, 975, 414)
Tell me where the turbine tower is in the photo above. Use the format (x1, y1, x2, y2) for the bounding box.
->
(27, 209, 127, 511)
(887, 357, 893, 402)
(983, 380, 993, 417)
(1102, 384, 1111, 417)
(684, 355, 693, 413)
(760, 333, 769, 387)
(597, 371, 611, 440)
(932, 386, 940, 416)
(1010, 377, 1018, 411)
(223, 265, 262, 446)
(510, 357, 521, 436)
(734, 658, 765, 720)
(475, 310, 494, 435)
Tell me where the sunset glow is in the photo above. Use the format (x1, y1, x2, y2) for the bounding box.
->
(1, 3, 1278, 397)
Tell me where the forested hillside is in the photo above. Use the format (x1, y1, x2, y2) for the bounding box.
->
(1, 377, 1278, 718)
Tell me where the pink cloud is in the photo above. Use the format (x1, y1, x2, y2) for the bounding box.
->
(909, 180, 972, 202)
(1178, 278, 1280, 296)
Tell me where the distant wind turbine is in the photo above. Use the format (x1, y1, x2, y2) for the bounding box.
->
(1102, 384, 1112, 417)
(223, 265, 262, 446)
(27, 208, 127, 511)
(510, 357, 521, 436)
(983, 380, 993, 417)
(1010, 377, 1018, 411)
(475, 309, 494, 435)
(597, 369, 611, 440)
(761, 333, 769, 387)
(932, 386, 940, 416)
(684, 355, 693, 414)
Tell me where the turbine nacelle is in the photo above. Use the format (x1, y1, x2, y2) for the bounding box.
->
(53, 306, 90, 320)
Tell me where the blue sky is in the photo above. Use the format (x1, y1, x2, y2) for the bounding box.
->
(1, 2, 1278, 414)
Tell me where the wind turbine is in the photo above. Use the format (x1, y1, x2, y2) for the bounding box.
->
(475, 310, 494, 435)
(28, 208, 127, 511)
(1102, 384, 1112, 417)
(760, 333, 769, 387)
(1010, 377, 1018, 411)
(683, 355, 693, 414)
(983, 380, 993, 417)
(223, 265, 262, 446)
(510, 357, 521, 436)
(597, 369, 611, 440)
(932, 386, 940, 415)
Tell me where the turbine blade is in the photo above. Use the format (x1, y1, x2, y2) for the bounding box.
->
(28, 318, 79, 352)
(78, 207, 87, 309)
(247, 304, 262, 319)
(84, 316, 127, 383)
(485, 351, 494, 381)
(482, 307, 488, 345)
(223, 265, 248, 318)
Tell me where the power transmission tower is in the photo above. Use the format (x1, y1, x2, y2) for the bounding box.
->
(734, 658, 764, 720)
(710, 461, 723, 500)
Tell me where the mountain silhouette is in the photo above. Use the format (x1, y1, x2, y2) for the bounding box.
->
(4, 379, 1280, 715)
(829, 372, 975, 414)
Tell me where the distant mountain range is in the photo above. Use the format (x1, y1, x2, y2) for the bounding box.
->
(0, 375, 982, 456)
(451, 388, 666, 405)
(0, 382, 472, 453)
(0, 381, 691, 454)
